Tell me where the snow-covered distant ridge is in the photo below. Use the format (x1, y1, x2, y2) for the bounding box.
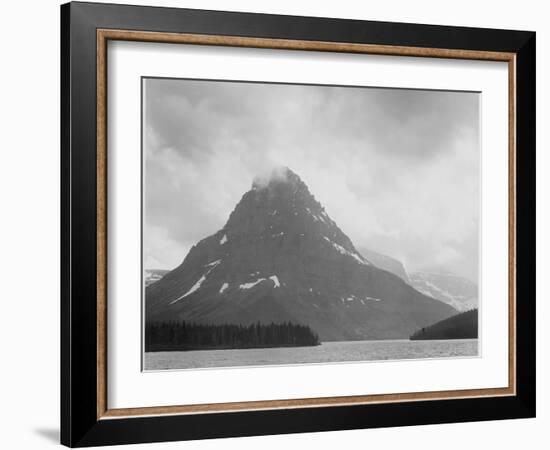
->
(144, 269, 169, 287)
(408, 271, 478, 312)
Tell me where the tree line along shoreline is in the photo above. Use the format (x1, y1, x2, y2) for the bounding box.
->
(145, 320, 320, 352)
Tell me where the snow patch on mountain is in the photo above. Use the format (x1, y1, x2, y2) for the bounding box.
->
(319, 210, 332, 224)
(240, 275, 281, 290)
(323, 236, 369, 265)
(170, 275, 206, 304)
(239, 278, 265, 289)
(344, 294, 381, 304)
(305, 207, 324, 223)
(170, 260, 221, 304)
(219, 282, 229, 294)
(205, 259, 221, 267)
(220, 234, 228, 245)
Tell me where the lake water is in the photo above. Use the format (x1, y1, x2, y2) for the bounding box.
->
(144, 339, 478, 371)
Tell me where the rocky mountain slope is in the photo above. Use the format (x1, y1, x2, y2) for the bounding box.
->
(358, 248, 410, 283)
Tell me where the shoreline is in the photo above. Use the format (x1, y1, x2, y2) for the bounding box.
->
(145, 342, 322, 353)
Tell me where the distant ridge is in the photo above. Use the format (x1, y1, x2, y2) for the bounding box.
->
(359, 248, 409, 282)
(409, 272, 478, 312)
(145, 269, 170, 287)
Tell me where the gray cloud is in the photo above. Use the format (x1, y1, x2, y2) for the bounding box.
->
(144, 78, 479, 281)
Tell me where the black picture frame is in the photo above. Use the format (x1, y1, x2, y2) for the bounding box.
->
(61, 1, 535, 447)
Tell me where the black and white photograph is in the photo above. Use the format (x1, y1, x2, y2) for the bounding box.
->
(142, 77, 480, 371)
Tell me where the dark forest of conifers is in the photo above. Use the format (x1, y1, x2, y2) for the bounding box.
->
(410, 308, 478, 340)
(145, 321, 320, 352)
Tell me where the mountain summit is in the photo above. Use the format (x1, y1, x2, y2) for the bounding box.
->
(146, 167, 456, 340)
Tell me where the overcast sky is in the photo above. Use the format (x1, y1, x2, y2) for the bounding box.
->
(144, 78, 480, 282)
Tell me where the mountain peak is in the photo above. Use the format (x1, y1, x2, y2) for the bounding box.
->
(251, 166, 303, 190)
(225, 166, 330, 239)
(146, 166, 457, 341)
